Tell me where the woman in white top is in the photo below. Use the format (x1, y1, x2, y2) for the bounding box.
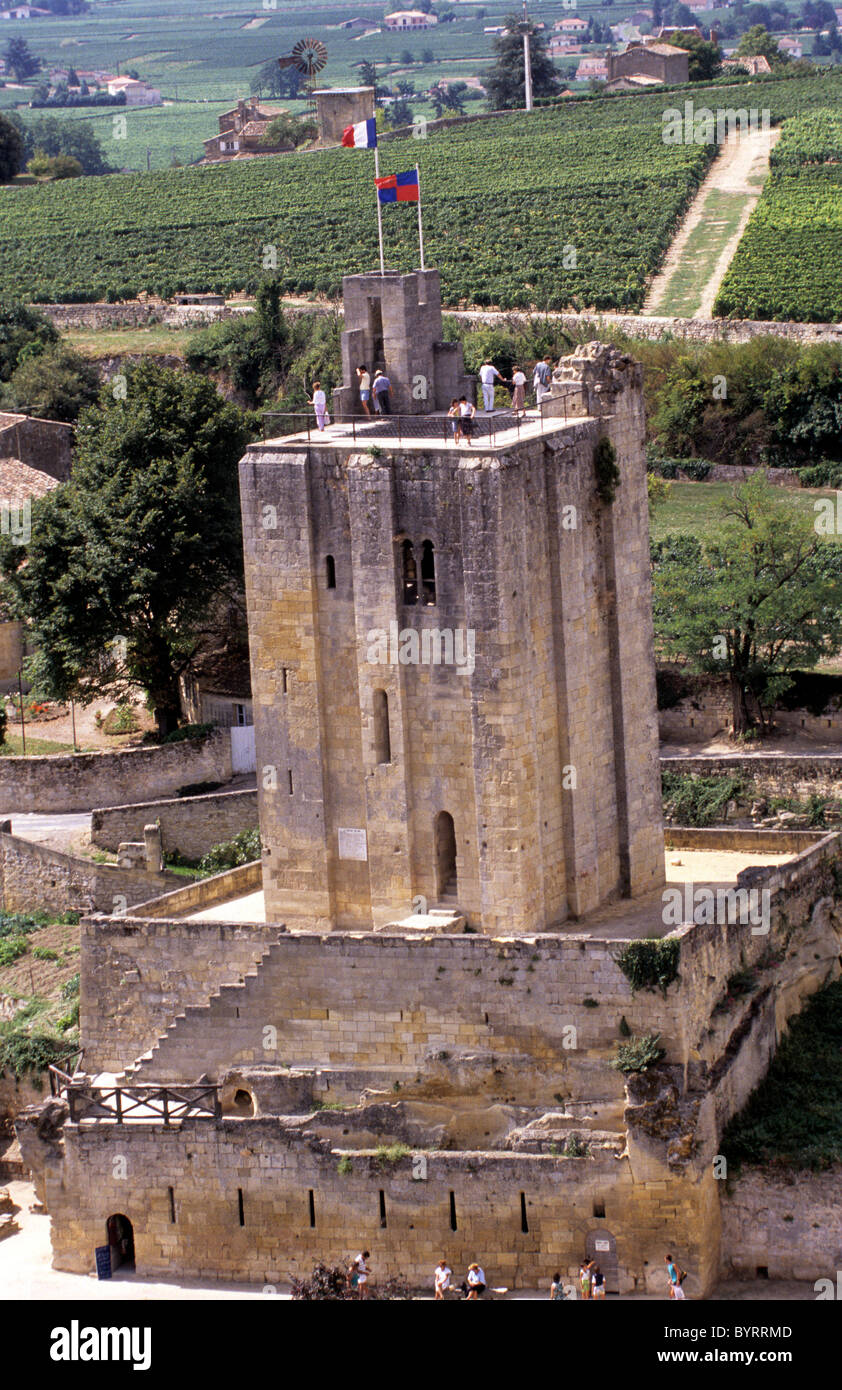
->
(309, 380, 328, 431)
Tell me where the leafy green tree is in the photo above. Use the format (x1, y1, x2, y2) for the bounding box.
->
(27, 150, 83, 179)
(670, 32, 723, 80)
(9, 113, 112, 174)
(3, 38, 41, 83)
(250, 60, 302, 100)
(736, 23, 790, 63)
(0, 299, 58, 381)
(7, 344, 99, 421)
(484, 12, 561, 110)
(652, 475, 842, 734)
(0, 113, 23, 183)
(261, 114, 318, 148)
(0, 361, 252, 737)
(388, 97, 415, 127)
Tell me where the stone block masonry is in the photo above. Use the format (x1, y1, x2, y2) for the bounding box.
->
(29, 1117, 720, 1294)
(721, 1167, 842, 1282)
(91, 787, 257, 861)
(0, 729, 232, 814)
(0, 829, 182, 918)
(240, 336, 664, 933)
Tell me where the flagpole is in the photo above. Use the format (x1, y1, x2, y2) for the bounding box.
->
(416, 162, 425, 271)
(374, 144, 385, 276)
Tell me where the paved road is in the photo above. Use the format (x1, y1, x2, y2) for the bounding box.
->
(0, 811, 91, 843)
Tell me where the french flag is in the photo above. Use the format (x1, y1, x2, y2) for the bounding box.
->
(342, 118, 377, 149)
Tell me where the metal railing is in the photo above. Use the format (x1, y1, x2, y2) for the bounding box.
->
(262, 387, 585, 446)
(48, 1067, 220, 1127)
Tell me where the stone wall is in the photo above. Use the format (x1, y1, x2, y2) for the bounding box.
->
(130, 859, 262, 918)
(0, 412, 73, 482)
(0, 830, 181, 917)
(34, 303, 239, 330)
(451, 309, 842, 346)
(661, 754, 842, 798)
(721, 1167, 842, 1281)
(91, 787, 257, 861)
(0, 729, 232, 813)
(80, 911, 280, 1073)
(30, 1116, 719, 1293)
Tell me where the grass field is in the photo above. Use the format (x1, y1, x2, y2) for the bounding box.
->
(650, 479, 840, 543)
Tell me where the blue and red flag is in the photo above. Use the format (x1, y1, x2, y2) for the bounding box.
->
(342, 118, 377, 149)
(375, 168, 419, 204)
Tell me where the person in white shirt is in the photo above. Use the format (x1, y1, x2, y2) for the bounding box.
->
(458, 396, 476, 446)
(308, 380, 328, 431)
(356, 363, 372, 416)
(434, 1258, 452, 1299)
(465, 1262, 486, 1298)
(511, 366, 527, 417)
(354, 1250, 370, 1299)
(478, 360, 504, 412)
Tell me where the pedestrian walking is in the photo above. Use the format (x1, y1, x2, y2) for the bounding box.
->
(464, 1262, 486, 1299)
(458, 396, 476, 445)
(665, 1253, 686, 1300)
(533, 355, 553, 406)
(353, 1249, 371, 1299)
(434, 1258, 452, 1299)
(579, 1258, 593, 1300)
(478, 359, 504, 412)
(357, 364, 372, 416)
(591, 1264, 606, 1300)
(308, 381, 328, 431)
(447, 398, 461, 443)
(511, 365, 527, 417)
(372, 369, 392, 415)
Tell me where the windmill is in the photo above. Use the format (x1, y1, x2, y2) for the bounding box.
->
(278, 37, 328, 112)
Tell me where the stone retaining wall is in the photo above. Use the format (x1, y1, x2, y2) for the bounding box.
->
(0, 729, 232, 813)
(91, 787, 257, 861)
(721, 1167, 842, 1282)
(661, 754, 842, 799)
(0, 830, 181, 916)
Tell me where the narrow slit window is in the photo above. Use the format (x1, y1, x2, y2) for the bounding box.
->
(281, 668, 288, 695)
(379, 1190, 387, 1228)
(288, 769, 294, 795)
(373, 689, 391, 765)
(326, 555, 336, 589)
(237, 1188, 245, 1227)
(421, 539, 436, 605)
(168, 1187, 176, 1224)
(402, 539, 417, 606)
(520, 1191, 529, 1234)
(449, 1191, 458, 1232)
(308, 1190, 316, 1229)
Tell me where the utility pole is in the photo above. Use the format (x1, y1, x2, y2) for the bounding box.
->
(17, 668, 25, 756)
(522, 1, 534, 112)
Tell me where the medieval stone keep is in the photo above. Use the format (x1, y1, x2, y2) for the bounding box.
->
(19, 272, 842, 1297)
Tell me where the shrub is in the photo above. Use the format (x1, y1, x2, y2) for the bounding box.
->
(337, 1156, 353, 1176)
(0, 1029, 70, 1079)
(562, 1132, 589, 1157)
(102, 703, 139, 735)
(614, 940, 680, 996)
(661, 770, 744, 826)
(375, 1142, 410, 1167)
(61, 972, 80, 1000)
(0, 937, 28, 967)
(32, 947, 60, 962)
(290, 1261, 411, 1300)
(611, 1032, 666, 1074)
(198, 827, 260, 875)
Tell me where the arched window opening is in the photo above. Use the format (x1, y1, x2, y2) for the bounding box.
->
(421, 539, 436, 605)
(325, 555, 336, 590)
(435, 811, 457, 901)
(402, 540, 417, 606)
(373, 689, 392, 765)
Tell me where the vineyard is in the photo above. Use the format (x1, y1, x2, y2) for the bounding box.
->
(1, 73, 841, 310)
(714, 108, 842, 323)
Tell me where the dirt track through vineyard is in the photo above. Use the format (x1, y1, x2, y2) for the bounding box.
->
(643, 124, 781, 317)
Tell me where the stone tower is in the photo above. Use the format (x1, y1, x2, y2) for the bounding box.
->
(239, 277, 664, 934)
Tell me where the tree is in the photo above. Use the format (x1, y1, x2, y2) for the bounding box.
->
(388, 97, 415, 126)
(9, 113, 112, 174)
(670, 32, 723, 79)
(261, 114, 318, 148)
(484, 12, 561, 110)
(250, 61, 302, 100)
(0, 362, 252, 736)
(421, 47, 435, 63)
(3, 38, 41, 83)
(0, 113, 23, 183)
(7, 344, 99, 420)
(27, 150, 84, 179)
(429, 81, 466, 117)
(400, 48, 415, 64)
(736, 23, 789, 62)
(358, 61, 377, 88)
(651, 476, 842, 735)
(0, 299, 58, 380)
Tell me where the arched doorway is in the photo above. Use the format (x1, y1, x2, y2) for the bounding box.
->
(585, 1228, 619, 1295)
(106, 1213, 135, 1273)
(435, 811, 457, 901)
